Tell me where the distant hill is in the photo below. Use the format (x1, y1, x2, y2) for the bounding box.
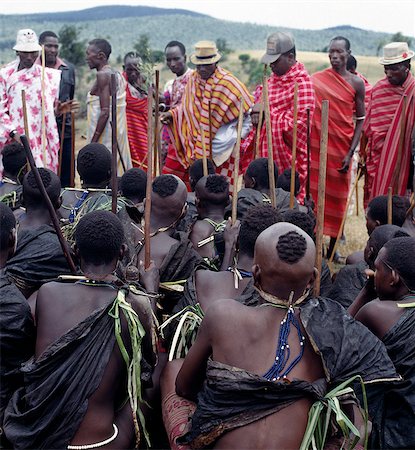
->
(0, 5, 405, 64)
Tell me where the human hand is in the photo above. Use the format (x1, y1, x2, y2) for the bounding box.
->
(250, 103, 261, 126)
(160, 111, 173, 125)
(139, 260, 160, 294)
(364, 268, 376, 297)
(337, 153, 352, 173)
(224, 218, 241, 248)
(57, 99, 80, 115)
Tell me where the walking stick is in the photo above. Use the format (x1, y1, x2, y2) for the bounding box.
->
(262, 66, 276, 208)
(58, 113, 66, 178)
(355, 174, 359, 216)
(144, 86, 154, 269)
(200, 126, 208, 177)
(111, 74, 118, 214)
(387, 186, 393, 224)
(20, 134, 77, 274)
(328, 167, 362, 264)
(208, 99, 213, 154)
(153, 70, 160, 176)
(254, 65, 267, 159)
(231, 97, 245, 224)
(306, 107, 311, 200)
(391, 95, 407, 193)
(290, 82, 298, 209)
(21, 90, 30, 172)
(70, 112, 75, 188)
(314, 100, 329, 297)
(41, 45, 47, 165)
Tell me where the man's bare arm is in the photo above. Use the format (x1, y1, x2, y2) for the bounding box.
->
(91, 71, 111, 142)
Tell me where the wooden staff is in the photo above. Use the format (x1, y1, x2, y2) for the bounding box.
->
(21, 90, 31, 173)
(290, 82, 299, 209)
(208, 99, 213, 153)
(41, 45, 47, 165)
(355, 174, 359, 216)
(314, 100, 329, 297)
(328, 167, 362, 264)
(391, 95, 407, 193)
(153, 70, 160, 176)
(387, 186, 393, 224)
(262, 66, 276, 208)
(58, 113, 66, 178)
(306, 107, 311, 200)
(70, 112, 75, 188)
(200, 126, 208, 177)
(254, 65, 267, 159)
(20, 134, 77, 274)
(231, 97, 245, 224)
(144, 86, 154, 269)
(111, 74, 118, 214)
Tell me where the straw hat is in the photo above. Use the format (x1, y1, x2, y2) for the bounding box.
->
(261, 31, 295, 64)
(379, 42, 414, 65)
(190, 41, 221, 65)
(13, 29, 42, 52)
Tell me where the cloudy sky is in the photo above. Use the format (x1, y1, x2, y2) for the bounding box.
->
(3, 0, 415, 37)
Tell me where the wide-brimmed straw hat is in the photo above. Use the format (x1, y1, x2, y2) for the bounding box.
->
(261, 31, 295, 64)
(190, 41, 221, 65)
(379, 42, 414, 65)
(13, 29, 42, 52)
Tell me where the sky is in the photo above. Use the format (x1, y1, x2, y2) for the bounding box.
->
(3, 0, 415, 37)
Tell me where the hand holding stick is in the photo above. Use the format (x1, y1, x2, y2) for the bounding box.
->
(144, 86, 154, 269)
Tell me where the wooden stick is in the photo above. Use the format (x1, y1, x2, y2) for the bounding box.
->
(144, 86, 154, 269)
(21, 90, 31, 173)
(391, 95, 407, 193)
(355, 173, 359, 216)
(254, 65, 267, 159)
(306, 107, 311, 200)
(314, 100, 329, 297)
(262, 67, 276, 208)
(110, 74, 118, 214)
(387, 186, 393, 224)
(153, 70, 160, 176)
(41, 45, 47, 165)
(231, 97, 245, 224)
(208, 100, 213, 154)
(200, 126, 208, 177)
(70, 112, 75, 188)
(328, 167, 362, 264)
(20, 134, 77, 274)
(290, 82, 299, 209)
(58, 112, 66, 178)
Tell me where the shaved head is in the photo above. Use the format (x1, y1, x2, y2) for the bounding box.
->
(151, 174, 187, 221)
(253, 222, 316, 299)
(195, 175, 229, 207)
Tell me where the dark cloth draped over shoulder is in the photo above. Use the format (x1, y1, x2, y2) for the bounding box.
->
(328, 261, 368, 308)
(5, 225, 71, 297)
(183, 297, 399, 448)
(3, 301, 116, 449)
(368, 307, 415, 449)
(0, 274, 35, 426)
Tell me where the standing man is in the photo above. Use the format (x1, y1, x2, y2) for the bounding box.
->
(37, 31, 76, 187)
(123, 52, 148, 168)
(161, 40, 253, 187)
(244, 32, 315, 200)
(362, 42, 415, 205)
(309, 36, 365, 259)
(0, 29, 61, 172)
(86, 38, 131, 175)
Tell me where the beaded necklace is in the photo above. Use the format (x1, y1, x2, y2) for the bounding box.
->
(226, 266, 253, 289)
(256, 287, 309, 381)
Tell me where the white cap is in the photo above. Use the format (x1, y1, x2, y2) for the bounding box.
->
(13, 29, 42, 52)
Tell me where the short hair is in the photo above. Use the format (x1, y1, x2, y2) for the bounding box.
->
(165, 41, 186, 55)
(123, 51, 143, 65)
(276, 230, 307, 264)
(239, 205, 282, 257)
(196, 174, 229, 206)
(282, 210, 315, 240)
(189, 159, 215, 190)
(246, 158, 278, 190)
(347, 55, 357, 71)
(276, 168, 300, 196)
(22, 168, 61, 207)
(75, 211, 124, 265)
(39, 31, 58, 43)
(369, 224, 409, 256)
(2, 142, 26, 177)
(382, 237, 415, 291)
(88, 38, 112, 58)
(152, 174, 178, 198)
(205, 175, 229, 194)
(0, 202, 16, 252)
(120, 168, 147, 202)
(367, 195, 410, 228)
(77, 143, 111, 185)
(330, 36, 351, 51)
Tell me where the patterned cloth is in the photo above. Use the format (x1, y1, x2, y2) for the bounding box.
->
(363, 74, 415, 204)
(163, 67, 253, 189)
(124, 73, 148, 169)
(87, 71, 132, 175)
(241, 62, 315, 200)
(309, 68, 356, 238)
(0, 59, 61, 173)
